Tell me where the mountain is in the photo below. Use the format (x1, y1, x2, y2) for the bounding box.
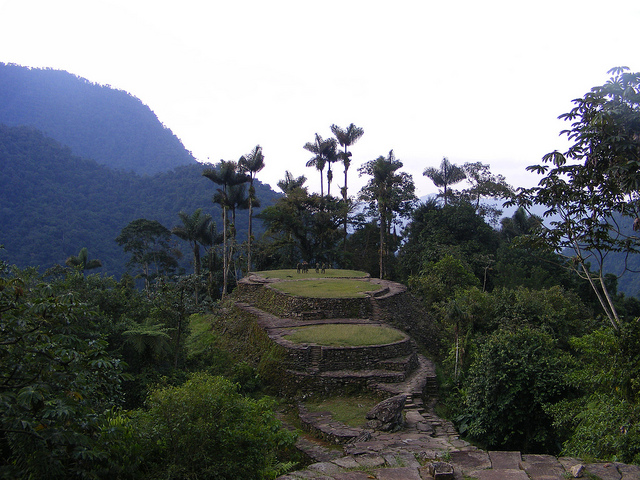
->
(0, 125, 280, 277)
(0, 62, 196, 175)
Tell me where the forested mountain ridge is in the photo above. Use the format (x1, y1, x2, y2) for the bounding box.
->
(0, 125, 280, 277)
(0, 62, 196, 174)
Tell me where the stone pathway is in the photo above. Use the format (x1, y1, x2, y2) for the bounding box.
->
(233, 282, 640, 480)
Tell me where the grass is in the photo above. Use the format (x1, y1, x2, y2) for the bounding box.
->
(304, 394, 380, 427)
(253, 269, 369, 279)
(269, 278, 376, 298)
(283, 324, 405, 347)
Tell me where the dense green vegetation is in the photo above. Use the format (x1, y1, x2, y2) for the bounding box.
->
(3, 66, 640, 476)
(0, 62, 195, 174)
(0, 125, 280, 279)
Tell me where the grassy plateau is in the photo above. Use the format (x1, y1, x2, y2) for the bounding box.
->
(253, 269, 369, 279)
(269, 278, 377, 298)
(283, 324, 405, 347)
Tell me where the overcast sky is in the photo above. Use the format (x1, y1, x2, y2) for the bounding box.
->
(1, 0, 638, 198)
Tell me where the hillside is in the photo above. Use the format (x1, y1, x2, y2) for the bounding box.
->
(0, 125, 281, 277)
(0, 62, 196, 175)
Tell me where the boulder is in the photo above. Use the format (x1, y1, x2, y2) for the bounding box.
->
(365, 394, 406, 431)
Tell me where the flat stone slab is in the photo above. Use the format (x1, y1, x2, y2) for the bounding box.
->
(331, 457, 360, 469)
(449, 450, 491, 472)
(354, 454, 386, 468)
(521, 454, 565, 479)
(489, 450, 522, 469)
(373, 467, 422, 480)
(584, 463, 622, 480)
(618, 463, 640, 479)
(308, 462, 344, 475)
(476, 469, 529, 480)
(332, 473, 374, 480)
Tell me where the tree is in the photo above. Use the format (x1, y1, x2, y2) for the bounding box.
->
(304, 134, 337, 198)
(65, 247, 102, 272)
(0, 268, 130, 479)
(423, 157, 466, 205)
(203, 161, 249, 296)
(358, 150, 416, 279)
(461, 326, 570, 453)
(398, 199, 499, 283)
(277, 170, 307, 195)
(514, 67, 640, 330)
(331, 123, 364, 249)
(171, 208, 213, 276)
(115, 218, 178, 290)
(133, 373, 296, 480)
(258, 189, 343, 266)
(461, 162, 513, 225)
(239, 145, 265, 273)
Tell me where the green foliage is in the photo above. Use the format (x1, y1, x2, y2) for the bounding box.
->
(514, 67, 640, 329)
(133, 373, 296, 480)
(258, 189, 345, 267)
(461, 326, 570, 453)
(0, 267, 130, 479)
(399, 199, 499, 284)
(549, 320, 640, 462)
(409, 255, 479, 305)
(423, 156, 466, 205)
(358, 150, 417, 279)
(0, 124, 280, 280)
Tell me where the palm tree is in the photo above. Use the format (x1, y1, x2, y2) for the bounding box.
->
(331, 123, 364, 248)
(203, 160, 249, 296)
(423, 157, 466, 205)
(331, 123, 364, 202)
(65, 247, 102, 272)
(171, 208, 213, 276)
(277, 170, 307, 195)
(304, 134, 337, 197)
(324, 137, 339, 198)
(359, 150, 404, 279)
(239, 145, 265, 273)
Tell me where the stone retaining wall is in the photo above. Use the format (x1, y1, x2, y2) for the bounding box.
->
(235, 280, 374, 319)
(284, 336, 413, 372)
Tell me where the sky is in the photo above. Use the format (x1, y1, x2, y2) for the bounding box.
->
(0, 0, 639, 198)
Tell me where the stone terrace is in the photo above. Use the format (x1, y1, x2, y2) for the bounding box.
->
(234, 272, 640, 480)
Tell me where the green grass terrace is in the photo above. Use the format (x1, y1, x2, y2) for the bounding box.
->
(283, 324, 406, 347)
(253, 269, 369, 279)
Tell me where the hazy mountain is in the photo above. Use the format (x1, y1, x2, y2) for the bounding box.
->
(0, 125, 280, 277)
(0, 62, 196, 175)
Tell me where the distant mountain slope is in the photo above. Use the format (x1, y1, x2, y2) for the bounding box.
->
(0, 125, 280, 277)
(0, 62, 196, 175)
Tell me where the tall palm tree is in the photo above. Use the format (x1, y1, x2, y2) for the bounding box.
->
(203, 160, 249, 296)
(171, 208, 213, 276)
(304, 134, 337, 198)
(331, 123, 364, 202)
(331, 123, 364, 249)
(239, 145, 265, 273)
(324, 137, 339, 198)
(423, 157, 466, 205)
(65, 247, 102, 272)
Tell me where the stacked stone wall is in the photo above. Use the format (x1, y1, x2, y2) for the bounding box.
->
(235, 281, 373, 319)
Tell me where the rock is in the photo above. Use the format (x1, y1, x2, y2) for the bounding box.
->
(365, 394, 406, 432)
(570, 464, 585, 477)
(428, 461, 455, 479)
